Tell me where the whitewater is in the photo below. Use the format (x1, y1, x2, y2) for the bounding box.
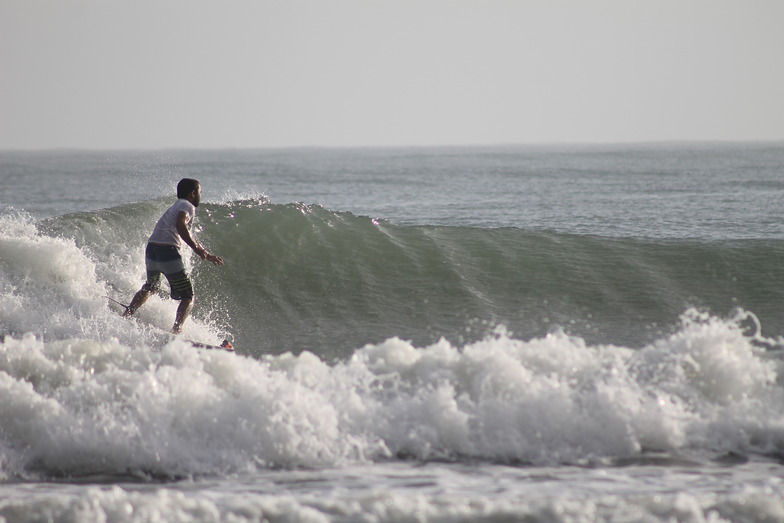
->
(1, 143, 784, 521)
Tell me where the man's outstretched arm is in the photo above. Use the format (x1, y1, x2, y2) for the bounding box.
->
(175, 211, 224, 266)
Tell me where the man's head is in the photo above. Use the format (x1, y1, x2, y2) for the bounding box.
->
(177, 178, 201, 207)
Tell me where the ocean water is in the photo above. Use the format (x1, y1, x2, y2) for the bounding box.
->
(1, 143, 784, 521)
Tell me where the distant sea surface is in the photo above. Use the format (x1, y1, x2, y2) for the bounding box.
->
(1, 143, 784, 521)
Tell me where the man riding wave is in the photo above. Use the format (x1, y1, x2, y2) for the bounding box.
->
(123, 178, 223, 334)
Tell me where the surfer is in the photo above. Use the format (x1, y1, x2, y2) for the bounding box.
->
(123, 178, 224, 334)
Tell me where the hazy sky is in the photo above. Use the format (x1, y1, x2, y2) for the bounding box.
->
(2, 0, 783, 149)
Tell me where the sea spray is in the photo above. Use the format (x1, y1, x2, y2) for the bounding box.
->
(0, 335, 371, 480)
(0, 211, 109, 340)
(1, 208, 227, 346)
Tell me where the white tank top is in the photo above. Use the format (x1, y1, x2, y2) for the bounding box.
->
(148, 199, 196, 248)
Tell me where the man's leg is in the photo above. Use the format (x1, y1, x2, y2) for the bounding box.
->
(123, 286, 152, 317)
(124, 271, 161, 317)
(166, 270, 194, 334)
(172, 297, 193, 334)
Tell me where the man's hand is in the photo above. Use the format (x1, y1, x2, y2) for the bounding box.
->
(195, 245, 224, 266)
(205, 252, 224, 266)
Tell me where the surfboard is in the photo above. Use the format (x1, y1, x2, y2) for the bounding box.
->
(105, 296, 235, 352)
(179, 337, 235, 351)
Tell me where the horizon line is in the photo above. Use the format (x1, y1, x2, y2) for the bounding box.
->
(2, 139, 784, 154)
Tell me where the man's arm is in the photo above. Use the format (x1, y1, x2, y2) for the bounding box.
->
(176, 211, 224, 266)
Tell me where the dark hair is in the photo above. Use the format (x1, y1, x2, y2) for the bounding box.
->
(177, 178, 200, 199)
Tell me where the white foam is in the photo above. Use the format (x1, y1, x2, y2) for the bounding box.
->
(1, 306, 783, 481)
(0, 210, 226, 346)
(0, 212, 108, 339)
(1, 468, 783, 523)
